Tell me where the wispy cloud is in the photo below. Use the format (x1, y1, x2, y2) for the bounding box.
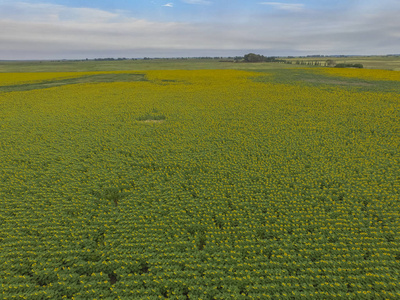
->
(162, 3, 174, 7)
(0, 1, 124, 23)
(0, 0, 400, 59)
(259, 2, 304, 12)
(181, 0, 212, 5)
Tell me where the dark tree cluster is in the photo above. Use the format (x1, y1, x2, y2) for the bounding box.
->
(242, 53, 281, 63)
(335, 63, 364, 68)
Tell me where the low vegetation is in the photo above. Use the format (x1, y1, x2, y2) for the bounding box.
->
(335, 63, 363, 68)
(137, 109, 167, 122)
(0, 67, 399, 299)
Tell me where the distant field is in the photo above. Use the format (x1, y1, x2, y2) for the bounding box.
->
(1, 67, 399, 299)
(0, 59, 295, 73)
(284, 56, 400, 71)
(1, 56, 400, 73)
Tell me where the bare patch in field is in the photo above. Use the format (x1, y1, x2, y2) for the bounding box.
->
(140, 119, 165, 123)
(137, 111, 166, 123)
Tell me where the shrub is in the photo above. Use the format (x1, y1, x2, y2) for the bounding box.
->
(335, 63, 363, 68)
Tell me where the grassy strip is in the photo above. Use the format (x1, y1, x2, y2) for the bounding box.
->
(252, 68, 400, 93)
(0, 73, 146, 92)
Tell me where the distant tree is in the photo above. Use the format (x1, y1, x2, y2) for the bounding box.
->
(335, 63, 363, 68)
(265, 56, 277, 62)
(244, 53, 265, 62)
(326, 59, 336, 67)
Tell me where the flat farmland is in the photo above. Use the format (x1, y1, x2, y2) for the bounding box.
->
(283, 56, 400, 71)
(0, 67, 399, 299)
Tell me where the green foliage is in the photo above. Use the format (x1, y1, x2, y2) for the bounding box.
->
(136, 108, 166, 121)
(0, 73, 146, 93)
(243, 53, 266, 62)
(326, 59, 337, 66)
(335, 63, 364, 68)
(136, 113, 166, 121)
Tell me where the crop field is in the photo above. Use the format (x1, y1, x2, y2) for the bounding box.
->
(284, 56, 400, 71)
(0, 67, 399, 299)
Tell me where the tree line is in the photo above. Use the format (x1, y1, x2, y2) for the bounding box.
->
(238, 53, 363, 68)
(236, 53, 283, 63)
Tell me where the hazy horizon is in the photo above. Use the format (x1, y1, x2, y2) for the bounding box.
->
(1, 0, 400, 60)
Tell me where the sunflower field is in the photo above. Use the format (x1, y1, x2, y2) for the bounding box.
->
(0, 68, 399, 299)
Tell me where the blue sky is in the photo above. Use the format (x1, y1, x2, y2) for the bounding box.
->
(0, 0, 399, 59)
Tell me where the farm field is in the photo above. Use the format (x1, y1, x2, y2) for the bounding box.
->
(283, 56, 400, 71)
(0, 66, 400, 299)
(0, 59, 297, 73)
(1, 55, 400, 73)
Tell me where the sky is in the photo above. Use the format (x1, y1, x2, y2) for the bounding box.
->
(0, 0, 399, 59)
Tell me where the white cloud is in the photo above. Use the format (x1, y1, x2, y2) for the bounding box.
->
(162, 3, 174, 7)
(0, 1, 400, 59)
(0, 2, 124, 23)
(181, 0, 212, 5)
(259, 2, 304, 12)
